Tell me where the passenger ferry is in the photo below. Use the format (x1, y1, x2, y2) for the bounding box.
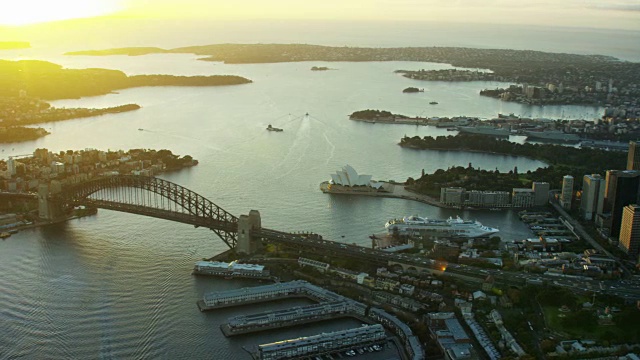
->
(385, 215, 499, 238)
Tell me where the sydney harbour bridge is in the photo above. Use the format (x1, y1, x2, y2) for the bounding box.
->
(4, 175, 638, 299)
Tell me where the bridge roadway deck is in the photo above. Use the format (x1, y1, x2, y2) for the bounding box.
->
(86, 200, 238, 232)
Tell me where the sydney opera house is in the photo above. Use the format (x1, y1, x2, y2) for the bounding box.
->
(329, 165, 383, 189)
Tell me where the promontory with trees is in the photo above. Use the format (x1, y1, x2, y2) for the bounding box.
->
(400, 134, 626, 195)
(66, 44, 639, 109)
(0, 60, 252, 142)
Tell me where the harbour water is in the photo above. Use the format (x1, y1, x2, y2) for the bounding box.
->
(0, 48, 617, 358)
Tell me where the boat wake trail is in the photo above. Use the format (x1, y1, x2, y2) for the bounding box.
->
(272, 114, 311, 179)
(323, 132, 335, 165)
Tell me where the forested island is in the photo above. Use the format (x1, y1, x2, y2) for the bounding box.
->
(400, 134, 626, 192)
(0, 60, 252, 100)
(403, 87, 423, 93)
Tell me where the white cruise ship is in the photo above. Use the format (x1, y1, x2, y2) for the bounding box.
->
(385, 215, 499, 238)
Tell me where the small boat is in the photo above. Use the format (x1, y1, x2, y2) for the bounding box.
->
(0, 232, 10, 239)
(429, 101, 438, 105)
(266, 124, 283, 132)
(138, 128, 144, 131)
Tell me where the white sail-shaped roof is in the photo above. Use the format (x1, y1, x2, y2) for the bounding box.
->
(329, 165, 376, 187)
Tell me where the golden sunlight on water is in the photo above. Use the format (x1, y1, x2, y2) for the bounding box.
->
(0, 0, 121, 25)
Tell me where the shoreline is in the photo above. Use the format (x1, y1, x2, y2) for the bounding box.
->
(319, 181, 448, 208)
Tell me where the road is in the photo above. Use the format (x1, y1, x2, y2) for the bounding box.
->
(550, 201, 632, 276)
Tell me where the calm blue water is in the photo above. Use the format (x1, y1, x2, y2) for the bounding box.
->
(0, 29, 631, 358)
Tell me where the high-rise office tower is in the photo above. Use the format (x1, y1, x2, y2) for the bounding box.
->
(627, 141, 640, 170)
(581, 174, 605, 221)
(604, 170, 640, 238)
(560, 175, 574, 209)
(619, 204, 640, 261)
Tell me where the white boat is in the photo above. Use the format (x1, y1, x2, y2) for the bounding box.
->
(385, 215, 499, 238)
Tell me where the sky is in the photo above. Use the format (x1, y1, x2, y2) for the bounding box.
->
(0, 0, 639, 30)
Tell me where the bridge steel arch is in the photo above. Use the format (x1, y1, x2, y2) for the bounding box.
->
(51, 175, 239, 248)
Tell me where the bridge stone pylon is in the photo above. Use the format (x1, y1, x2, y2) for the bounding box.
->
(237, 210, 261, 254)
(38, 180, 63, 220)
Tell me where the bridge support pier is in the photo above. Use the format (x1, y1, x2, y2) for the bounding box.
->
(237, 210, 261, 255)
(38, 181, 63, 221)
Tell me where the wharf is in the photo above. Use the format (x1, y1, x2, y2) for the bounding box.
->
(197, 294, 309, 312)
(221, 312, 371, 337)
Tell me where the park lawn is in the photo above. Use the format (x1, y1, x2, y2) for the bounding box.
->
(542, 306, 622, 341)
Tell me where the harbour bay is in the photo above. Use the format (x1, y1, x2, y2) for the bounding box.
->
(0, 54, 612, 358)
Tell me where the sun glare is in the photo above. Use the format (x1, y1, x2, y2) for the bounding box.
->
(0, 0, 121, 26)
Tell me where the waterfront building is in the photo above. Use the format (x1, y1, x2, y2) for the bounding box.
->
(192, 260, 269, 279)
(440, 187, 465, 206)
(466, 190, 510, 208)
(619, 205, 640, 261)
(512, 188, 535, 208)
(604, 170, 640, 238)
(560, 175, 574, 209)
(628, 141, 640, 170)
(532, 182, 550, 206)
(581, 174, 605, 221)
(257, 324, 386, 360)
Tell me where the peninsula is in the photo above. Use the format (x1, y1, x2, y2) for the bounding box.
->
(399, 134, 626, 191)
(65, 44, 639, 109)
(0, 60, 252, 100)
(349, 109, 472, 127)
(0, 95, 141, 143)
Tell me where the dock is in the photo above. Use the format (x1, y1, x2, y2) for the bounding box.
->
(221, 301, 370, 336)
(252, 324, 387, 360)
(198, 280, 365, 312)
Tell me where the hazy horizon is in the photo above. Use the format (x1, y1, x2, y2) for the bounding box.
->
(2, 19, 640, 62)
(1, 0, 640, 31)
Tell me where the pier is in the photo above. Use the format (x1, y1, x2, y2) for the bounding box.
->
(221, 301, 368, 336)
(253, 324, 386, 360)
(197, 280, 356, 311)
(200, 281, 425, 360)
(192, 260, 272, 280)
